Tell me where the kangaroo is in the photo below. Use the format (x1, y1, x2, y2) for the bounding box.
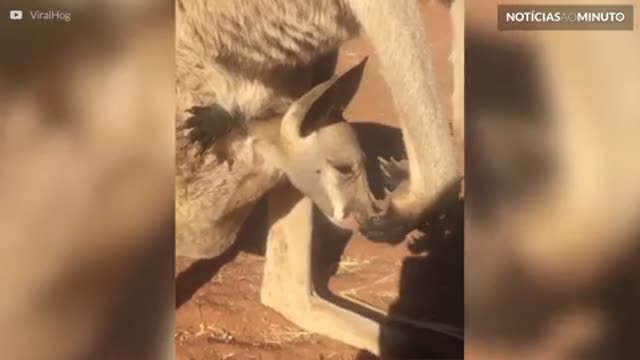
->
(176, 59, 376, 258)
(177, 60, 454, 355)
(176, 0, 463, 354)
(176, 0, 463, 243)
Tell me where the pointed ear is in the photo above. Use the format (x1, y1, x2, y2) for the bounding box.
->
(281, 57, 368, 139)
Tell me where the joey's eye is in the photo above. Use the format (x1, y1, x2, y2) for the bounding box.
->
(331, 163, 353, 175)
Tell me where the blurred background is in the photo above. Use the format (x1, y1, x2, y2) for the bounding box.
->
(0, 1, 174, 359)
(465, 1, 640, 359)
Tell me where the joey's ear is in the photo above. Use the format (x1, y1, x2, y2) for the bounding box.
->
(281, 57, 368, 139)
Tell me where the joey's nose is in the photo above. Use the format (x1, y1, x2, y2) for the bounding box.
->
(341, 215, 360, 230)
(357, 205, 414, 244)
(352, 191, 384, 225)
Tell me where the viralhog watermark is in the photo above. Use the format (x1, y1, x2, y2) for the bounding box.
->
(498, 5, 634, 30)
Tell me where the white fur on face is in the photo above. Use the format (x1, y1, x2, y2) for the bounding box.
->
(323, 168, 347, 223)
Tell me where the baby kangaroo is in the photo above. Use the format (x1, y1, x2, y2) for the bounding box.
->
(177, 60, 389, 353)
(176, 58, 375, 258)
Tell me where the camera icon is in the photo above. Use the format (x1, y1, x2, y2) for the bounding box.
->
(9, 10, 23, 20)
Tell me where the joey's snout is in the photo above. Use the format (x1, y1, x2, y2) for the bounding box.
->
(352, 190, 383, 225)
(328, 173, 380, 229)
(356, 194, 417, 244)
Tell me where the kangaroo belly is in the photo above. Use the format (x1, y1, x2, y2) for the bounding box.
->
(177, 0, 357, 71)
(176, 0, 357, 121)
(175, 196, 256, 259)
(176, 138, 281, 259)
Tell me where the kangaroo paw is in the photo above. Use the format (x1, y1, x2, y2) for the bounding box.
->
(378, 156, 409, 191)
(355, 157, 419, 242)
(359, 185, 424, 243)
(406, 228, 427, 252)
(179, 104, 246, 162)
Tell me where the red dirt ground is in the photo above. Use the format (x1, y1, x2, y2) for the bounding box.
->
(175, 2, 461, 359)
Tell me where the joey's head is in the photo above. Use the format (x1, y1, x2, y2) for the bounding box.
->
(275, 58, 377, 226)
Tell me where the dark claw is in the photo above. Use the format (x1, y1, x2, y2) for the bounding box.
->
(378, 156, 409, 192)
(179, 104, 246, 156)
